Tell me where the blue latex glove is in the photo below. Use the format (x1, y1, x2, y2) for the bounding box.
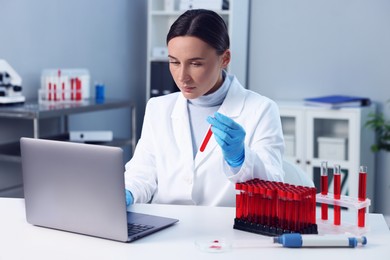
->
(207, 112, 246, 167)
(125, 189, 134, 206)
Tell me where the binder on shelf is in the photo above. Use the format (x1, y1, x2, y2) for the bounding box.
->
(150, 62, 162, 97)
(304, 95, 371, 109)
(150, 61, 178, 98)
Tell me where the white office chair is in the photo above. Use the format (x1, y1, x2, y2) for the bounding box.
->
(282, 159, 314, 187)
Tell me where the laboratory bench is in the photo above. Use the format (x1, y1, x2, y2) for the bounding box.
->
(0, 198, 389, 260)
(0, 98, 137, 163)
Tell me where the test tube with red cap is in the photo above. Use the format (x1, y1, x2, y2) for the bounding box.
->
(358, 166, 367, 227)
(333, 164, 341, 225)
(320, 161, 329, 220)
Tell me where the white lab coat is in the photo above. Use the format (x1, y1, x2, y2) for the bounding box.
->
(125, 75, 285, 207)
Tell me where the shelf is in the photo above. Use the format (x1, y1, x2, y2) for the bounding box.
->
(150, 10, 230, 16)
(149, 57, 169, 62)
(0, 98, 134, 120)
(0, 98, 136, 163)
(146, 0, 250, 99)
(0, 133, 133, 163)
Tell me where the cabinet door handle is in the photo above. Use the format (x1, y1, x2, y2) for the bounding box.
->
(296, 159, 301, 164)
(306, 160, 311, 165)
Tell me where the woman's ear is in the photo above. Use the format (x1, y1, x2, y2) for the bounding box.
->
(221, 49, 231, 68)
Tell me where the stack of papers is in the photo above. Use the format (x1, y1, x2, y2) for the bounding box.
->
(304, 95, 371, 109)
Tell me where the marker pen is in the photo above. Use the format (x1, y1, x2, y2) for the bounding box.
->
(273, 233, 367, 248)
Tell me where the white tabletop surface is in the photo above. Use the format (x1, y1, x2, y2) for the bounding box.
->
(1, 198, 389, 260)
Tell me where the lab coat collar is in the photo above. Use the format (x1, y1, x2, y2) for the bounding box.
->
(218, 75, 246, 118)
(195, 76, 246, 168)
(195, 76, 247, 169)
(171, 95, 195, 161)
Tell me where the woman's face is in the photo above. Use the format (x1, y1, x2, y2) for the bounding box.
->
(167, 36, 230, 99)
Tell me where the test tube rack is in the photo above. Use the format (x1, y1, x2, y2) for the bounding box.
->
(316, 193, 371, 235)
(39, 69, 90, 104)
(233, 179, 318, 236)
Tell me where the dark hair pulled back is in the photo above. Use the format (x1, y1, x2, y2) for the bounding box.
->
(166, 9, 230, 55)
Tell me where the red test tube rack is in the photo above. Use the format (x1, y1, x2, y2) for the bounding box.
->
(234, 179, 318, 236)
(39, 68, 90, 104)
(316, 193, 370, 235)
(316, 165, 370, 235)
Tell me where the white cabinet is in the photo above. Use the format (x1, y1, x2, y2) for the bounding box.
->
(277, 101, 376, 210)
(146, 0, 249, 99)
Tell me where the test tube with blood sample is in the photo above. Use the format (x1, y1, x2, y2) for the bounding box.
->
(333, 164, 341, 225)
(358, 166, 367, 228)
(321, 161, 329, 220)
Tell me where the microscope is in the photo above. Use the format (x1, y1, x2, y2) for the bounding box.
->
(0, 59, 25, 105)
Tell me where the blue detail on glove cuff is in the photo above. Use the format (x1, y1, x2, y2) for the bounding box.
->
(125, 189, 134, 206)
(225, 149, 244, 167)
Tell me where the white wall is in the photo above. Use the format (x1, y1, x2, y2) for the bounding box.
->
(248, 0, 390, 216)
(0, 0, 147, 196)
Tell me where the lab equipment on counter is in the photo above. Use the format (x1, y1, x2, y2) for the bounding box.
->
(234, 179, 318, 236)
(195, 233, 367, 252)
(95, 82, 105, 103)
(69, 131, 113, 142)
(234, 163, 370, 236)
(317, 164, 370, 235)
(39, 69, 90, 103)
(273, 233, 367, 248)
(0, 59, 25, 105)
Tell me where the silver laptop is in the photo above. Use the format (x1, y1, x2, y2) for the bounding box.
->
(20, 137, 178, 242)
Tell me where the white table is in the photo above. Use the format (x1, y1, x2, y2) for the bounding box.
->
(1, 198, 389, 259)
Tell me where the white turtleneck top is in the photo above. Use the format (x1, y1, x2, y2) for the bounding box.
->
(187, 71, 230, 157)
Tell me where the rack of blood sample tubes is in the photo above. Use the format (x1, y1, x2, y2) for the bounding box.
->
(316, 164, 371, 235)
(234, 179, 318, 236)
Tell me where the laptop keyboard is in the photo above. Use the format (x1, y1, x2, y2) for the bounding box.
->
(127, 223, 154, 236)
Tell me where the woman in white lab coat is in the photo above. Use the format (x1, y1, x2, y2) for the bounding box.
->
(124, 9, 285, 207)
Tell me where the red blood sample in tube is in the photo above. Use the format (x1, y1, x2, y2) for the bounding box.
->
(48, 82, 52, 101)
(358, 166, 367, 227)
(76, 78, 82, 100)
(235, 183, 242, 219)
(265, 188, 272, 226)
(242, 184, 249, 220)
(286, 191, 293, 230)
(199, 126, 212, 152)
(248, 184, 254, 222)
(254, 185, 260, 223)
(278, 190, 286, 229)
(259, 186, 266, 225)
(53, 84, 57, 101)
(312, 187, 317, 225)
(71, 78, 75, 100)
(333, 165, 341, 225)
(320, 162, 329, 220)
